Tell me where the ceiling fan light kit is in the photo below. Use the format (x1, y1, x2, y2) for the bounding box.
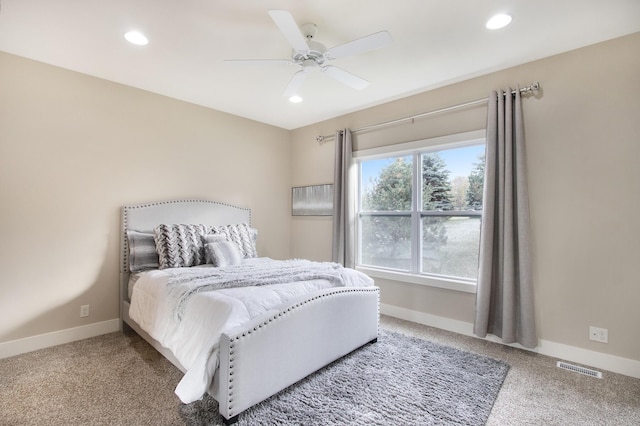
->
(226, 10, 392, 100)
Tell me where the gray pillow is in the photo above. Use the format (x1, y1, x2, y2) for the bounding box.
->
(204, 241, 243, 267)
(202, 233, 227, 244)
(127, 230, 160, 272)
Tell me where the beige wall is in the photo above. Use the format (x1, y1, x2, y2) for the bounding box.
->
(291, 32, 640, 361)
(2, 32, 639, 364)
(0, 52, 291, 342)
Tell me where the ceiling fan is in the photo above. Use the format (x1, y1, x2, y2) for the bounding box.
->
(226, 10, 392, 98)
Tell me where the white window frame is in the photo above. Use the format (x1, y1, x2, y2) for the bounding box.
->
(353, 130, 485, 294)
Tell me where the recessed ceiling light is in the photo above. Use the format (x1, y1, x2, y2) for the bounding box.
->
(486, 14, 512, 30)
(124, 31, 148, 46)
(289, 95, 303, 103)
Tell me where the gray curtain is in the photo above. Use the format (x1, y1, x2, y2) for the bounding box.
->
(332, 129, 355, 267)
(474, 87, 537, 348)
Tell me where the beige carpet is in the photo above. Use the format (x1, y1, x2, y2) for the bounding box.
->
(1, 316, 639, 425)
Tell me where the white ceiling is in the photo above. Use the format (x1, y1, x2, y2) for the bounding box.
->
(1, 0, 639, 130)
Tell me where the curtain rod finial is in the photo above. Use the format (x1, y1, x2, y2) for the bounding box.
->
(525, 81, 540, 94)
(316, 135, 325, 143)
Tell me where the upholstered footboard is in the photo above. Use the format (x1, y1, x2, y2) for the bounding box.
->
(211, 286, 380, 424)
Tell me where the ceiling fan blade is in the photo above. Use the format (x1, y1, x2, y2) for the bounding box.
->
(325, 30, 392, 60)
(268, 10, 309, 53)
(224, 59, 295, 65)
(282, 70, 309, 97)
(322, 66, 369, 90)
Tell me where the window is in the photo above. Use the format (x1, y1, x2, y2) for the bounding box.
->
(355, 131, 485, 292)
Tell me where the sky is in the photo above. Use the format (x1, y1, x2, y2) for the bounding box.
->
(439, 144, 485, 177)
(360, 144, 485, 191)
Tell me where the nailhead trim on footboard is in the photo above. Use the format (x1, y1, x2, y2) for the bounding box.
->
(222, 286, 380, 419)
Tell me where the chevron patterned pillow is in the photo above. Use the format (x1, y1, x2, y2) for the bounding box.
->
(154, 224, 209, 269)
(210, 223, 258, 258)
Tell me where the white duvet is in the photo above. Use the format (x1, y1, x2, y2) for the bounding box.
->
(128, 258, 374, 403)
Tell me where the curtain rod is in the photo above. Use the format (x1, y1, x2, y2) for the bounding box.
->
(316, 81, 540, 143)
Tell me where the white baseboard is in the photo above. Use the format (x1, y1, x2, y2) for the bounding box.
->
(0, 319, 120, 360)
(3, 309, 638, 380)
(381, 303, 640, 379)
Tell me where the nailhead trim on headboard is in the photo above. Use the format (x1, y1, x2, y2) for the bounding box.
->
(121, 199, 252, 274)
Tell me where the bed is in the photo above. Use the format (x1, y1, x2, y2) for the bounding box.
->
(119, 199, 380, 424)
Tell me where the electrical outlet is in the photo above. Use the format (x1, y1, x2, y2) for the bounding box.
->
(80, 304, 90, 317)
(589, 326, 608, 343)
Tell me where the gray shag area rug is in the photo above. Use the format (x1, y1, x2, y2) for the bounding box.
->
(179, 330, 509, 425)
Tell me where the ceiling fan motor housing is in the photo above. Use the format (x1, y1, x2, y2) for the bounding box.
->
(292, 39, 327, 65)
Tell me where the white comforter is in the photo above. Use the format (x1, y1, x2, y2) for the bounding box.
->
(128, 258, 374, 403)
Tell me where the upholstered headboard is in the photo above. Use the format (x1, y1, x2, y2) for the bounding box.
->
(119, 200, 252, 315)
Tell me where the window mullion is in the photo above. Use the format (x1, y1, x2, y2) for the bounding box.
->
(355, 161, 362, 265)
(412, 152, 421, 275)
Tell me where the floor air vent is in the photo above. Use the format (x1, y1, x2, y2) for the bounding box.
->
(556, 361, 602, 378)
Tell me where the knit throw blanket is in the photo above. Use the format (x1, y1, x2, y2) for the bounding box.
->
(166, 259, 345, 321)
